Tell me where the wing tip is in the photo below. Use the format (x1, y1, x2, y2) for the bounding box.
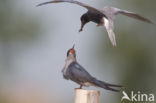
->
(149, 21, 155, 25)
(36, 4, 42, 7)
(36, 1, 53, 7)
(36, 3, 46, 7)
(110, 37, 117, 47)
(146, 19, 154, 24)
(107, 87, 120, 92)
(112, 42, 117, 46)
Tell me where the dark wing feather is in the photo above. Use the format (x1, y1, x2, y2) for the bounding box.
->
(37, 0, 104, 15)
(67, 62, 122, 92)
(67, 62, 94, 83)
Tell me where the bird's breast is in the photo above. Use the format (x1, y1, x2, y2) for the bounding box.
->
(62, 59, 75, 77)
(88, 12, 104, 24)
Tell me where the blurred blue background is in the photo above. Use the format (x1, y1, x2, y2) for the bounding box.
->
(0, 0, 156, 103)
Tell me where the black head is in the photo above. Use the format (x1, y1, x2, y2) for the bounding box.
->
(67, 45, 76, 58)
(79, 13, 90, 32)
(81, 13, 90, 23)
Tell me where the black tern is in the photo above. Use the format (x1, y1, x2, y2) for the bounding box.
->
(37, 0, 153, 46)
(62, 45, 123, 92)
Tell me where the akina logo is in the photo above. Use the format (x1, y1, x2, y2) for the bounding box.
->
(121, 91, 154, 102)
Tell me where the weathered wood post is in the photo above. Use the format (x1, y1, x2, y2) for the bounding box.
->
(74, 88, 100, 103)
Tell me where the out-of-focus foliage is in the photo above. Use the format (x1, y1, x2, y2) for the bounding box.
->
(0, 0, 42, 103)
(0, 0, 41, 72)
(0, 1, 40, 41)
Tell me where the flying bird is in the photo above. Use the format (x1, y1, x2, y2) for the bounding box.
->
(37, 0, 153, 46)
(61, 45, 123, 92)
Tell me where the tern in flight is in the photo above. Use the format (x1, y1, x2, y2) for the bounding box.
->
(37, 0, 153, 46)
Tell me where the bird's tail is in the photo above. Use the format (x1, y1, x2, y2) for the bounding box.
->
(92, 79, 123, 92)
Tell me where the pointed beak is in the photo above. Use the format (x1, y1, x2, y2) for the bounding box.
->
(79, 21, 85, 32)
(72, 44, 75, 50)
(70, 44, 75, 54)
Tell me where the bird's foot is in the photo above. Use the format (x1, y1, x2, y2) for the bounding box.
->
(79, 85, 83, 89)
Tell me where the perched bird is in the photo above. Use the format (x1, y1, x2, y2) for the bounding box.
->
(61, 45, 123, 92)
(37, 0, 153, 46)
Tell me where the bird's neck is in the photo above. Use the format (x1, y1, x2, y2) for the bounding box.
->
(62, 55, 76, 74)
(66, 55, 76, 64)
(65, 55, 76, 69)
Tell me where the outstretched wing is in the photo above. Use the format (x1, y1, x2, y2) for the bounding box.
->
(108, 7, 153, 24)
(103, 18, 116, 46)
(119, 10, 153, 24)
(37, 0, 104, 15)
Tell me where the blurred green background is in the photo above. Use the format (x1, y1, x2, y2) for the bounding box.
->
(0, 0, 156, 103)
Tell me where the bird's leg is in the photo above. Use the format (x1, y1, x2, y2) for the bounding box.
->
(79, 85, 83, 89)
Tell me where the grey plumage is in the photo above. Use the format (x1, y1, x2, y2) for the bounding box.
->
(64, 62, 122, 92)
(36, 0, 105, 15)
(37, 0, 153, 46)
(101, 6, 153, 46)
(62, 46, 123, 92)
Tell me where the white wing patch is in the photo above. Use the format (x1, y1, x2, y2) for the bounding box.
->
(104, 17, 109, 28)
(103, 17, 116, 46)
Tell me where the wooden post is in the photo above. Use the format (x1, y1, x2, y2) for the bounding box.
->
(74, 88, 100, 103)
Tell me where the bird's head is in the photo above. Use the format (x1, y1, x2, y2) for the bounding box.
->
(79, 13, 90, 32)
(67, 44, 76, 58)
